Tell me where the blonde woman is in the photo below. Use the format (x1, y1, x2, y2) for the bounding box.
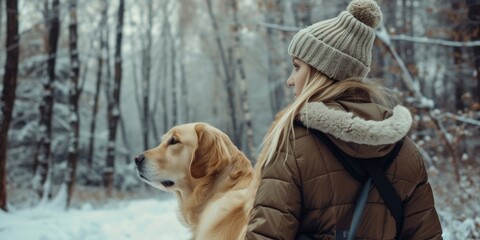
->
(245, 0, 442, 239)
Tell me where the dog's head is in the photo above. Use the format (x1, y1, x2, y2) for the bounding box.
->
(134, 122, 233, 191)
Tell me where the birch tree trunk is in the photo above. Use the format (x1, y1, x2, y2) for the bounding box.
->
(0, 0, 19, 211)
(104, 0, 124, 197)
(231, 0, 255, 159)
(66, 0, 80, 208)
(34, 0, 60, 200)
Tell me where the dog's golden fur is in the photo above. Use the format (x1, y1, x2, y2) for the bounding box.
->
(136, 123, 254, 240)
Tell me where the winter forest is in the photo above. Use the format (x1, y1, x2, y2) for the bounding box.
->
(0, 0, 479, 239)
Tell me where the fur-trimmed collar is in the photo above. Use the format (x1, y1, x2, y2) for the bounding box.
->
(298, 101, 412, 145)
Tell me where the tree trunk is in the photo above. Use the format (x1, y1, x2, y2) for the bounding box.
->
(66, 0, 80, 208)
(205, 0, 240, 146)
(119, 115, 131, 164)
(87, 2, 107, 178)
(0, 0, 4, 36)
(400, 0, 416, 81)
(231, 0, 255, 159)
(34, 0, 60, 200)
(452, 2, 464, 111)
(467, 0, 480, 102)
(159, 4, 169, 133)
(0, 0, 20, 211)
(141, 0, 153, 150)
(179, 50, 188, 122)
(104, 0, 124, 196)
(177, 24, 188, 123)
(264, 0, 288, 114)
(474, 46, 480, 104)
(87, 54, 103, 171)
(166, 18, 178, 126)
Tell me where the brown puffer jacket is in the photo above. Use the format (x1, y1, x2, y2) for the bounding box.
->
(246, 100, 442, 240)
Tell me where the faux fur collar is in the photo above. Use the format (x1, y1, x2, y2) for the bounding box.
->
(298, 102, 412, 145)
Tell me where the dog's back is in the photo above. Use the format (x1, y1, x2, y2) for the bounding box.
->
(195, 188, 251, 240)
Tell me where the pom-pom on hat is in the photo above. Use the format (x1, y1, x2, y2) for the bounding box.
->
(287, 0, 383, 81)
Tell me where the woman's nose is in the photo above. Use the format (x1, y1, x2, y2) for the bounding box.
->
(286, 78, 294, 87)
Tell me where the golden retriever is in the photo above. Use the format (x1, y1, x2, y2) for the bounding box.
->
(135, 122, 254, 240)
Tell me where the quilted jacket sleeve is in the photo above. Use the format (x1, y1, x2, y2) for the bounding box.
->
(400, 148, 443, 239)
(245, 141, 303, 240)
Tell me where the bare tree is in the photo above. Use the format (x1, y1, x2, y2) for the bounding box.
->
(33, 0, 60, 200)
(230, 0, 255, 159)
(0, 0, 20, 211)
(177, 31, 189, 123)
(0, 0, 3, 36)
(263, 0, 289, 114)
(205, 0, 240, 145)
(176, 1, 194, 123)
(66, 0, 80, 208)
(166, 10, 178, 127)
(467, 0, 480, 103)
(398, 0, 416, 86)
(141, 0, 154, 150)
(157, 1, 171, 133)
(156, 1, 179, 128)
(104, 0, 125, 196)
(452, 1, 465, 111)
(87, 1, 107, 177)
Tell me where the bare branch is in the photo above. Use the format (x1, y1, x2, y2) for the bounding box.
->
(376, 26, 424, 99)
(389, 34, 480, 47)
(438, 112, 480, 126)
(256, 22, 480, 48)
(256, 22, 300, 32)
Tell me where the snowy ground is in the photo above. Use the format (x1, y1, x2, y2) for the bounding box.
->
(0, 195, 478, 239)
(0, 198, 190, 240)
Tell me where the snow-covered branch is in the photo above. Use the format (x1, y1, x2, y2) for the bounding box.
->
(376, 26, 423, 99)
(256, 22, 300, 32)
(438, 112, 480, 126)
(257, 22, 480, 48)
(375, 25, 464, 182)
(389, 34, 480, 47)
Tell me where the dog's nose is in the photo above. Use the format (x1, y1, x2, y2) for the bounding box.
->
(134, 154, 145, 166)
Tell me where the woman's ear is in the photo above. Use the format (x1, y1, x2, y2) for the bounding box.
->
(189, 123, 231, 179)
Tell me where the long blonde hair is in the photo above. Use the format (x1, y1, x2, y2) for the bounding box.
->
(257, 66, 399, 169)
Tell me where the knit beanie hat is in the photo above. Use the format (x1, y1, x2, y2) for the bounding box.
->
(287, 0, 383, 81)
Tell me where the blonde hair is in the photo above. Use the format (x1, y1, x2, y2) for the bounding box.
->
(257, 66, 399, 169)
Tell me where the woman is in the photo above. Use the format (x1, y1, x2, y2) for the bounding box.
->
(245, 0, 442, 239)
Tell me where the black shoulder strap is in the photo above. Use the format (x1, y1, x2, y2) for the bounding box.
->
(362, 157, 403, 237)
(312, 130, 404, 238)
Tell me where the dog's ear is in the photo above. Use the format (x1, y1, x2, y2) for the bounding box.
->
(189, 123, 231, 179)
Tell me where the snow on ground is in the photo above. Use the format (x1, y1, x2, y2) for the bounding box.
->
(0, 194, 476, 239)
(0, 198, 190, 240)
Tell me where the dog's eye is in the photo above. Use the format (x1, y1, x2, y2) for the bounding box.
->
(169, 136, 180, 145)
